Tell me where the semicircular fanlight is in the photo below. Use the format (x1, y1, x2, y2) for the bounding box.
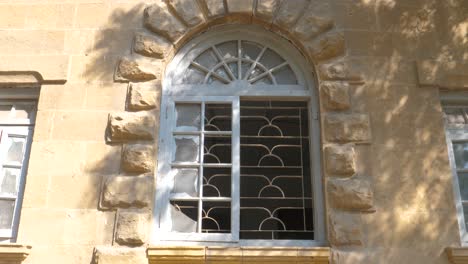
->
(177, 40, 298, 85)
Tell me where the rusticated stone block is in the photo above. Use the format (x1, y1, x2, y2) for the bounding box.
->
(324, 114, 371, 143)
(93, 246, 146, 264)
(293, 2, 333, 40)
(115, 57, 159, 82)
(144, 2, 187, 42)
(167, 0, 204, 27)
(321, 81, 350, 110)
(122, 144, 155, 173)
(325, 144, 356, 176)
(227, 0, 253, 13)
(205, 0, 225, 18)
(128, 83, 160, 111)
(329, 212, 362, 246)
(108, 112, 155, 142)
(328, 177, 373, 211)
(273, 0, 309, 28)
(102, 175, 153, 208)
(133, 33, 171, 59)
(319, 59, 363, 82)
(305, 31, 345, 62)
(115, 209, 151, 245)
(255, 0, 280, 22)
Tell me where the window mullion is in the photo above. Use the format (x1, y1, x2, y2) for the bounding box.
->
(198, 102, 206, 233)
(231, 98, 240, 241)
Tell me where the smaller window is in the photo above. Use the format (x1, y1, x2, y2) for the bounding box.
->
(442, 92, 468, 243)
(0, 97, 36, 242)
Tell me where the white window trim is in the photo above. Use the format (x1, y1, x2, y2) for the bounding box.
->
(153, 25, 325, 247)
(442, 92, 468, 245)
(0, 89, 37, 243)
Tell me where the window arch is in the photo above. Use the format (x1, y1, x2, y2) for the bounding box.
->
(154, 25, 325, 246)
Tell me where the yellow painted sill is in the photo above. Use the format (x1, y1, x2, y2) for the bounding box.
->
(447, 247, 468, 264)
(0, 244, 31, 264)
(147, 246, 330, 264)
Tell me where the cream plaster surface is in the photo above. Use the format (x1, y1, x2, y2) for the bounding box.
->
(0, 0, 463, 263)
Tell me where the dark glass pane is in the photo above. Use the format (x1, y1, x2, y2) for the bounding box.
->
(239, 100, 313, 240)
(202, 201, 231, 233)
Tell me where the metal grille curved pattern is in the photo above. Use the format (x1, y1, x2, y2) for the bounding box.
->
(176, 40, 298, 85)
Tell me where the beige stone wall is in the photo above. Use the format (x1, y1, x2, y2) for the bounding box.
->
(0, 0, 464, 263)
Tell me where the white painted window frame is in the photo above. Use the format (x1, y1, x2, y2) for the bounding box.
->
(153, 25, 325, 247)
(0, 92, 36, 243)
(442, 93, 468, 244)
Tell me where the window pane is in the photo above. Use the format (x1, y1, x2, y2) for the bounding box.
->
(202, 201, 231, 233)
(205, 104, 232, 131)
(227, 62, 238, 79)
(204, 135, 231, 164)
(241, 62, 251, 80)
(195, 49, 218, 70)
(274, 65, 297, 85)
(0, 168, 20, 196)
(5, 137, 25, 163)
(259, 48, 284, 69)
(170, 201, 198, 233)
(203, 167, 231, 198)
(182, 65, 205, 84)
(453, 143, 468, 169)
(216, 41, 237, 60)
(213, 67, 229, 82)
(239, 100, 313, 240)
(171, 169, 199, 197)
(175, 104, 201, 131)
(0, 199, 15, 229)
(241, 41, 262, 60)
(173, 136, 200, 163)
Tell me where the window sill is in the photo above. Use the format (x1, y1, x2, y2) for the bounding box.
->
(0, 244, 31, 264)
(147, 246, 330, 264)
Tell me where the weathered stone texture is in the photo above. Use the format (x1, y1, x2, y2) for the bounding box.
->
(167, 0, 204, 27)
(321, 81, 350, 110)
(255, 0, 280, 22)
(133, 33, 171, 59)
(328, 177, 373, 211)
(227, 0, 253, 14)
(293, 2, 333, 40)
(325, 144, 356, 176)
(102, 175, 153, 208)
(294, 15, 334, 41)
(93, 247, 146, 264)
(273, 0, 309, 28)
(205, 0, 225, 18)
(324, 114, 371, 143)
(108, 112, 155, 142)
(329, 212, 362, 246)
(144, 3, 187, 42)
(121, 144, 155, 173)
(319, 60, 363, 82)
(306, 31, 345, 61)
(417, 59, 468, 89)
(115, 57, 158, 82)
(115, 210, 151, 245)
(128, 83, 160, 111)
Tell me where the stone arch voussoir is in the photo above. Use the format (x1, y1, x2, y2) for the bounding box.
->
(103, 0, 374, 250)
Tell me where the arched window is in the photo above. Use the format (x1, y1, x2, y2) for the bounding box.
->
(155, 25, 324, 246)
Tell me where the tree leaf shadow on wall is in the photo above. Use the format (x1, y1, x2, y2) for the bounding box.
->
(81, 1, 468, 262)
